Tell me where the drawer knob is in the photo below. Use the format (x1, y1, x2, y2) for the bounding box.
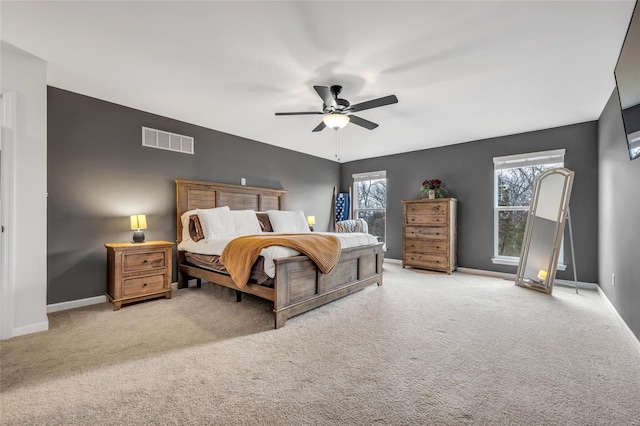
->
(143, 260, 148, 264)
(143, 283, 148, 287)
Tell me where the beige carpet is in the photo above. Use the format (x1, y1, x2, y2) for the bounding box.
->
(1, 263, 639, 425)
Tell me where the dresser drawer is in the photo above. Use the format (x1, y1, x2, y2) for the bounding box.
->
(405, 239, 447, 255)
(404, 253, 449, 270)
(122, 273, 165, 297)
(123, 251, 166, 273)
(406, 214, 447, 226)
(406, 202, 447, 216)
(404, 226, 448, 240)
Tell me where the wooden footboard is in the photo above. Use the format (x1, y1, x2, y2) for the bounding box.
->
(273, 242, 383, 328)
(177, 242, 384, 328)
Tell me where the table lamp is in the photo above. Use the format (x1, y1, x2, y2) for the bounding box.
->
(537, 269, 548, 282)
(307, 215, 315, 231)
(130, 214, 147, 243)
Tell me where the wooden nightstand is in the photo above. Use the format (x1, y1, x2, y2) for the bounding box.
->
(105, 241, 173, 310)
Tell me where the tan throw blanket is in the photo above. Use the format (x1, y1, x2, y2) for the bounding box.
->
(220, 234, 341, 288)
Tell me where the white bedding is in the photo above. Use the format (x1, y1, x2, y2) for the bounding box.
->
(178, 232, 379, 278)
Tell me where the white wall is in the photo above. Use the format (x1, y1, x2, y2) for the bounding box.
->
(0, 42, 48, 338)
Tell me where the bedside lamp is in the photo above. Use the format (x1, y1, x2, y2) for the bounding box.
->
(537, 269, 548, 283)
(307, 215, 316, 232)
(130, 214, 147, 243)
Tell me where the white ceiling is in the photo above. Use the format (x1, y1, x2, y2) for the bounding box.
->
(1, 1, 635, 162)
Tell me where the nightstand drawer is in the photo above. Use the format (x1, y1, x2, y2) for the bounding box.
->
(123, 251, 166, 272)
(122, 274, 165, 297)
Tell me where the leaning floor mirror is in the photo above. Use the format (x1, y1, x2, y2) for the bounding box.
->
(516, 167, 575, 294)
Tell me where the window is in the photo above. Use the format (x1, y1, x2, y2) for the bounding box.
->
(353, 171, 386, 247)
(492, 149, 565, 266)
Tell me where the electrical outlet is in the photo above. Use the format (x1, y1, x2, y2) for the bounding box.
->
(612, 273, 616, 286)
(241, 178, 246, 186)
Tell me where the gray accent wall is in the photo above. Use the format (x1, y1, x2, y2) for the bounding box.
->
(48, 84, 613, 326)
(48, 87, 339, 304)
(598, 89, 640, 341)
(341, 121, 599, 283)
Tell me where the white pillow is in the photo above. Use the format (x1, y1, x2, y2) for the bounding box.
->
(196, 206, 233, 241)
(267, 210, 310, 233)
(231, 210, 262, 236)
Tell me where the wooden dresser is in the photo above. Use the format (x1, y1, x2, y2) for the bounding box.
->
(105, 241, 173, 310)
(402, 198, 457, 274)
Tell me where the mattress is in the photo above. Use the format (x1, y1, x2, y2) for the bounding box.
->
(178, 232, 379, 278)
(184, 252, 273, 287)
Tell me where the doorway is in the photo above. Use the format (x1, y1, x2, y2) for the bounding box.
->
(1, 91, 16, 339)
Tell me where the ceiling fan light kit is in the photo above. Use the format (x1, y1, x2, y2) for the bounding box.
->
(275, 84, 398, 132)
(323, 113, 350, 130)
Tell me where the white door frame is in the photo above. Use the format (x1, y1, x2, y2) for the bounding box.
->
(1, 91, 17, 340)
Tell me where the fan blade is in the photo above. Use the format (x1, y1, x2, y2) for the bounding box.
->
(350, 95, 398, 113)
(275, 111, 323, 116)
(312, 122, 326, 132)
(314, 86, 337, 109)
(349, 115, 379, 130)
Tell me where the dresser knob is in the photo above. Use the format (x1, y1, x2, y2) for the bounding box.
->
(143, 283, 148, 287)
(143, 260, 148, 264)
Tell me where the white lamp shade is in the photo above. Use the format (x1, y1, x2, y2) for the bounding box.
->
(323, 114, 350, 130)
(307, 215, 316, 226)
(130, 214, 147, 230)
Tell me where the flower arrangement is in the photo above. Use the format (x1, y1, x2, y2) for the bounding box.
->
(421, 178, 449, 199)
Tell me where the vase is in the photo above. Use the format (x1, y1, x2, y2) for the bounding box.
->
(428, 189, 435, 199)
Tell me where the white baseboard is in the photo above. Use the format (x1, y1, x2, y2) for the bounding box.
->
(554, 279, 598, 291)
(46, 283, 180, 313)
(47, 295, 107, 313)
(384, 258, 402, 265)
(457, 267, 516, 280)
(10, 320, 49, 338)
(456, 267, 598, 290)
(597, 287, 640, 355)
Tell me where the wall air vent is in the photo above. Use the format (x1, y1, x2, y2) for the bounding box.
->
(142, 127, 194, 155)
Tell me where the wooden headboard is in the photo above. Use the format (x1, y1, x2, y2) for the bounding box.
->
(175, 179, 287, 243)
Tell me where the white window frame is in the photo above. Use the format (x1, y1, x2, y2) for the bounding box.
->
(352, 170, 387, 249)
(491, 149, 566, 270)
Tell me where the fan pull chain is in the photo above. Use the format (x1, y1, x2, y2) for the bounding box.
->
(335, 131, 341, 162)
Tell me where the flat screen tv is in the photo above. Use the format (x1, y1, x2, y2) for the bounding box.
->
(614, 0, 640, 160)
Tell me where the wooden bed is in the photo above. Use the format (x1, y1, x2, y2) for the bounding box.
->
(175, 179, 384, 328)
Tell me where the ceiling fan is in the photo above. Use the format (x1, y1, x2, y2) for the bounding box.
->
(275, 85, 398, 132)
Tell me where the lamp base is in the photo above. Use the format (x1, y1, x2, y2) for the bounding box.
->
(132, 230, 145, 243)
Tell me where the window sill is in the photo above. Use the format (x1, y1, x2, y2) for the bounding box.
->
(491, 257, 567, 271)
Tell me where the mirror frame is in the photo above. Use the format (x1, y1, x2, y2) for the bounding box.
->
(515, 167, 575, 294)
(614, 0, 640, 160)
